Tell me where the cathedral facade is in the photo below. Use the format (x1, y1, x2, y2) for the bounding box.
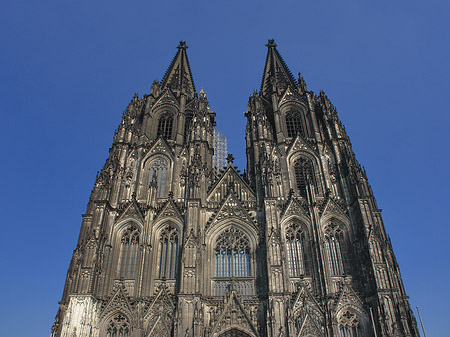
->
(51, 40, 419, 337)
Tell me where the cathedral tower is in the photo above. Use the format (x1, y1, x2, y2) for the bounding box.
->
(51, 41, 419, 337)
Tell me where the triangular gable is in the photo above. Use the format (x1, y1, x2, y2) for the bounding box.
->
(100, 284, 133, 319)
(144, 285, 175, 320)
(278, 86, 306, 108)
(334, 283, 364, 314)
(206, 192, 257, 233)
(116, 199, 145, 223)
(153, 88, 180, 110)
(281, 198, 310, 220)
(291, 286, 323, 317)
(207, 165, 255, 203)
(287, 135, 317, 156)
(211, 291, 257, 337)
(298, 313, 324, 337)
(320, 198, 348, 219)
(290, 286, 324, 337)
(142, 138, 174, 164)
(146, 316, 171, 337)
(153, 199, 183, 224)
(144, 285, 175, 337)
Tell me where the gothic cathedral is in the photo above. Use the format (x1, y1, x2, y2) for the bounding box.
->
(51, 41, 420, 337)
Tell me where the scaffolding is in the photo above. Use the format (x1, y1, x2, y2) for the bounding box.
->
(213, 129, 227, 168)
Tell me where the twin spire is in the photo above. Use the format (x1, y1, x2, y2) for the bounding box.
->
(161, 39, 300, 100)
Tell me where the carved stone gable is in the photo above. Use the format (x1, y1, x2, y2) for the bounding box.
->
(210, 292, 257, 337)
(290, 287, 324, 337)
(145, 285, 175, 337)
(116, 199, 145, 223)
(334, 283, 363, 314)
(153, 88, 180, 110)
(206, 193, 256, 233)
(100, 284, 133, 320)
(321, 198, 348, 219)
(287, 135, 317, 156)
(298, 314, 324, 337)
(278, 86, 305, 108)
(207, 166, 255, 205)
(281, 198, 310, 220)
(144, 138, 174, 160)
(154, 199, 183, 224)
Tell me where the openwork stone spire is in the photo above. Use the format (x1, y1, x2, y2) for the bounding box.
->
(260, 39, 297, 99)
(161, 41, 196, 99)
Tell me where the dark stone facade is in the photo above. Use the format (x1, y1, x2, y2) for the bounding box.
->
(51, 40, 419, 337)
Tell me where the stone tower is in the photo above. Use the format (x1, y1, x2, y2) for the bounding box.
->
(51, 40, 419, 337)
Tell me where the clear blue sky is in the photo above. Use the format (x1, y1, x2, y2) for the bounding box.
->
(1, 1, 449, 336)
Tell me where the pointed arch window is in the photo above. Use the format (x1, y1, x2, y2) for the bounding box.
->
(106, 313, 130, 337)
(157, 113, 173, 140)
(285, 223, 307, 277)
(286, 110, 304, 138)
(294, 157, 316, 197)
(338, 311, 362, 337)
(158, 225, 179, 279)
(148, 157, 169, 198)
(215, 227, 251, 277)
(324, 223, 345, 276)
(119, 225, 140, 279)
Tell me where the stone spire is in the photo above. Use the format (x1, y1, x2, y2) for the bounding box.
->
(161, 41, 196, 99)
(260, 39, 297, 100)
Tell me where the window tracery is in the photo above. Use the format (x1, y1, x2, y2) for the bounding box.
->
(149, 157, 169, 198)
(294, 157, 316, 197)
(324, 223, 345, 276)
(106, 313, 130, 337)
(119, 225, 140, 279)
(157, 113, 173, 140)
(286, 110, 304, 138)
(338, 311, 362, 337)
(285, 223, 307, 277)
(158, 225, 179, 279)
(215, 227, 251, 277)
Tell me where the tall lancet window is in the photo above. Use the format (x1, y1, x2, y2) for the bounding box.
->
(294, 157, 315, 197)
(119, 225, 140, 279)
(106, 313, 130, 337)
(157, 113, 174, 140)
(286, 110, 304, 138)
(215, 227, 251, 277)
(338, 311, 362, 337)
(285, 223, 307, 277)
(158, 225, 179, 279)
(149, 157, 169, 198)
(324, 223, 345, 276)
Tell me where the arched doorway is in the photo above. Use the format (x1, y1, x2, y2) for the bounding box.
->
(218, 328, 252, 337)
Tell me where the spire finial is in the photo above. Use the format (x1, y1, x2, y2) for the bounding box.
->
(177, 41, 188, 50)
(266, 39, 277, 48)
(226, 153, 235, 166)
